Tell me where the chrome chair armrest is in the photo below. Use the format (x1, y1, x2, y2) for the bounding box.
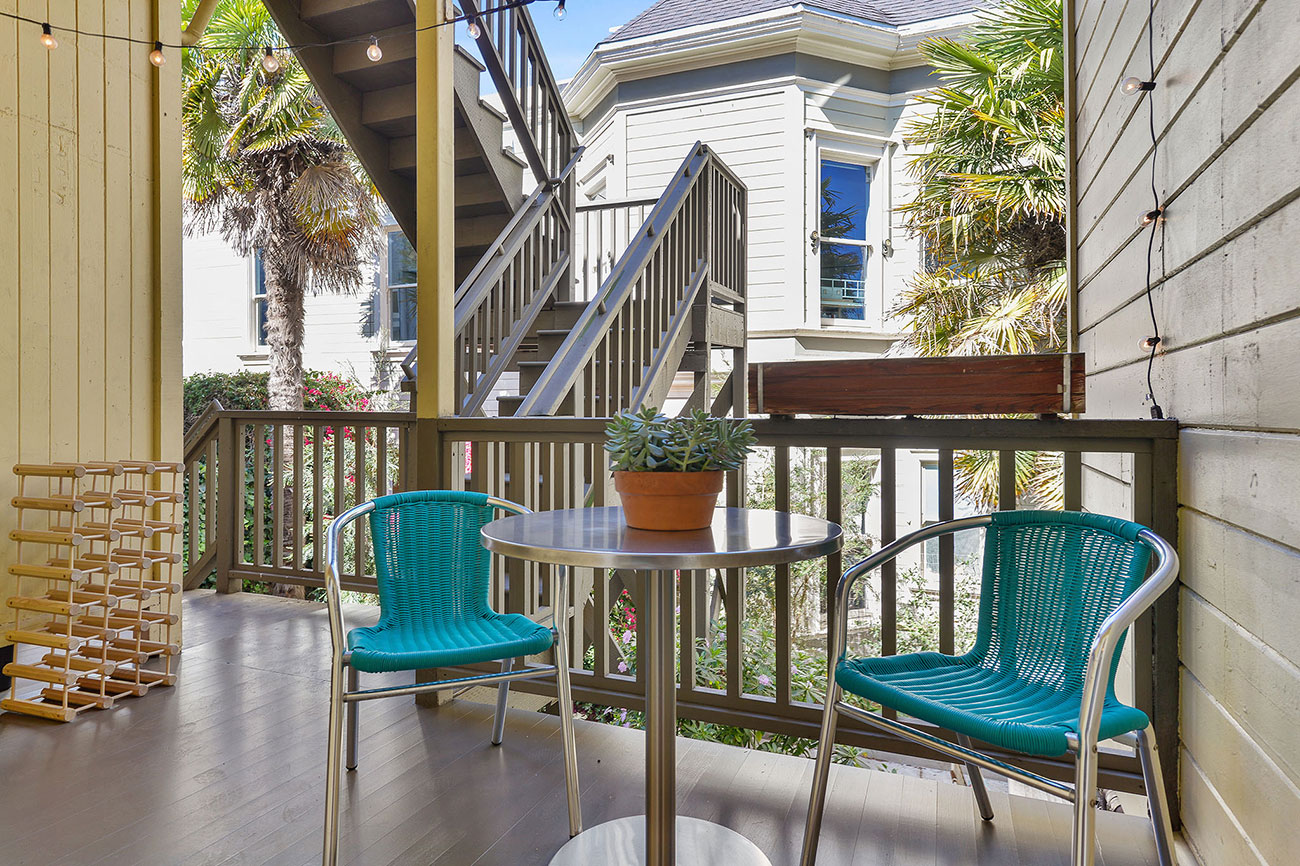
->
(1077, 528, 1179, 748)
(323, 501, 377, 662)
(829, 516, 993, 666)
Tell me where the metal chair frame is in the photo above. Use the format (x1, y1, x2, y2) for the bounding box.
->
(800, 515, 1180, 866)
(321, 496, 582, 866)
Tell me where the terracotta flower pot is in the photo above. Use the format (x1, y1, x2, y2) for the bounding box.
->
(613, 470, 724, 531)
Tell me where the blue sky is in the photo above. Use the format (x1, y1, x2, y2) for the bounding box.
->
(456, 0, 654, 82)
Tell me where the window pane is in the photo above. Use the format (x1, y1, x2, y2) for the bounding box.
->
(820, 160, 867, 241)
(253, 251, 268, 345)
(387, 231, 416, 286)
(390, 285, 417, 342)
(820, 243, 866, 320)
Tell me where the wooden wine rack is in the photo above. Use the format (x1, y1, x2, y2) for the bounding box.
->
(3, 460, 183, 722)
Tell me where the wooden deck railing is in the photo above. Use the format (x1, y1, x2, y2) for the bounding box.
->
(573, 197, 658, 301)
(183, 411, 1178, 801)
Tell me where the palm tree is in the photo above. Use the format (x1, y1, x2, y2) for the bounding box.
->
(894, 0, 1066, 356)
(894, 0, 1067, 508)
(182, 0, 381, 597)
(181, 0, 380, 412)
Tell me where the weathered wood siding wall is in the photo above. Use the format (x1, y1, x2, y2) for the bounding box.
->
(1071, 0, 1300, 863)
(0, 0, 183, 648)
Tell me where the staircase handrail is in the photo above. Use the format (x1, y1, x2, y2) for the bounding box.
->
(461, 0, 577, 188)
(516, 142, 743, 416)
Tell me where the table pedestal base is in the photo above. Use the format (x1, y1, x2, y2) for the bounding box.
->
(548, 816, 771, 865)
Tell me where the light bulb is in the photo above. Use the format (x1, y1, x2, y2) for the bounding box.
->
(554, 0, 567, 20)
(1121, 76, 1154, 95)
(466, 17, 481, 39)
(149, 41, 166, 67)
(367, 37, 383, 62)
(40, 23, 57, 50)
(1138, 207, 1165, 227)
(262, 47, 280, 74)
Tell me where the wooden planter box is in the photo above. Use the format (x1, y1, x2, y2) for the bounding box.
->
(748, 354, 1085, 416)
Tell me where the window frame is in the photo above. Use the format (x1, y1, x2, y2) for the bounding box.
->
(806, 134, 885, 329)
(379, 226, 417, 345)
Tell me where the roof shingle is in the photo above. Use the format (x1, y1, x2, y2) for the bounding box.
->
(608, 0, 983, 42)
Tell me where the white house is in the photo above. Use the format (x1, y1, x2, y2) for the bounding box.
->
(564, 0, 983, 362)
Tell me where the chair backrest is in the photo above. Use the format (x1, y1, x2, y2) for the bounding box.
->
(368, 490, 497, 628)
(968, 510, 1154, 698)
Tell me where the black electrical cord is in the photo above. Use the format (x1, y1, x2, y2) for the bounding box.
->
(1141, 0, 1167, 420)
(0, 0, 549, 54)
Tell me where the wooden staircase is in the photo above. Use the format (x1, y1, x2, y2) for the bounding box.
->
(263, 0, 748, 420)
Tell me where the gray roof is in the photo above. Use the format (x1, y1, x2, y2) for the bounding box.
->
(608, 0, 983, 42)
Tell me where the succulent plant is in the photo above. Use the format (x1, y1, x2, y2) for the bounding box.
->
(605, 407, 757, 472)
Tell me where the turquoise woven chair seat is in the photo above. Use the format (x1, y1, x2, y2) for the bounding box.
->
(837, 653, 1149, 757)
(347, 613, 553, 673)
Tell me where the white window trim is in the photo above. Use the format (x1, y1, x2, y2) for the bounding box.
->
(806, 132, 886, 330)
(250, 252, 268, 350)
(378, 226, 417, 346)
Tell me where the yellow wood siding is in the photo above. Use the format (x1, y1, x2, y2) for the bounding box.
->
(0, 0, 183, 647)
(1070, 0, 1300, 862)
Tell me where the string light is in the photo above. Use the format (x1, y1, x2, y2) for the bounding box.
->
(466, 16, 482, 39)
(1120, 76, 1155, 95)
(1, 0, 549, 64)
(1137, 0, 1167, 420)
(554, 1, 567, 20)
(261, 46, 280, 74)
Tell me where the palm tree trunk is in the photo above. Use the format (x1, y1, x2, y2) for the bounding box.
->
(263, 258, 307, 600)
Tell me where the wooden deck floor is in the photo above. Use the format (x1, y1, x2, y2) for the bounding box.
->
(0, 591, 1165, 866)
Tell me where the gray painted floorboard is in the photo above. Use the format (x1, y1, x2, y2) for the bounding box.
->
(0, 591, 1163, 865)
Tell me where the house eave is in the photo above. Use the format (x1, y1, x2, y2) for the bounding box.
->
(564, 7, 980, 119)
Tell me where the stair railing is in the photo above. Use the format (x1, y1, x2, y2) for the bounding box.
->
(516, 142, 747, 417)
(461, 0, 576, 189)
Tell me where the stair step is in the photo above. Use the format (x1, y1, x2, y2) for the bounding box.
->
(496, 395, 525, 417)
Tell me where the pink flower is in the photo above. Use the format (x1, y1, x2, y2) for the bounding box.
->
(758, 674, 772, 687)
(617, 661, 629, 674)
(622, 629, 633, 645)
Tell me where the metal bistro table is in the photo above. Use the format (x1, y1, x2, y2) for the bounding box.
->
(481, 506, 843, 866)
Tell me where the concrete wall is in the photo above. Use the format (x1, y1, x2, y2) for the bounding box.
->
(0, 0, 183, 651)
(1070, 1, 1300, 863)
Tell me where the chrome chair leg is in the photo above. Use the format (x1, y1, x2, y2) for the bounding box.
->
(554, 568, 582, 837)
(323, 658, 346, 866)
(491, 657, 513, 746)
(1136, 724, 1177, 866)
(800, 681, 841, 866)
(345, 663, 359, 770)
(957, 733, 995, 820)
(1071, 744, 1100, 866)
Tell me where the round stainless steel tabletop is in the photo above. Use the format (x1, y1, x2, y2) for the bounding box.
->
(480, 506, 843, 571)
(482, 506, 843, 866)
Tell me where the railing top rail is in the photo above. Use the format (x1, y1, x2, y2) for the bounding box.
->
(435, 415, 1179, 448)
(195, 409, 417, 426)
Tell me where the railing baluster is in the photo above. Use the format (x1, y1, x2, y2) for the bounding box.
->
(354, 426, 366, 580)
(1064, 451, 1082, 511)
(998, 450, 1017, 510)
(313, 426, 323, 579)
(293, 424, 304, 572)
(254, 424, 265, 569)
(204, 437, 217, 550)
(825, 446, 842, 659)
(775, 445, 791, 708)
(939, 448, 955, 655)
(879, 447, 897, 660)
(273, 424, 284, 571)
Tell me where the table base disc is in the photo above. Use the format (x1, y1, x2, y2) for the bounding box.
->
(548, 816, 771, 865)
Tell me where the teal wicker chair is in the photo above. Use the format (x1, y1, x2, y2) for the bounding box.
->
(800, 511, 1179, 866)
(320, 491, 581, 866)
